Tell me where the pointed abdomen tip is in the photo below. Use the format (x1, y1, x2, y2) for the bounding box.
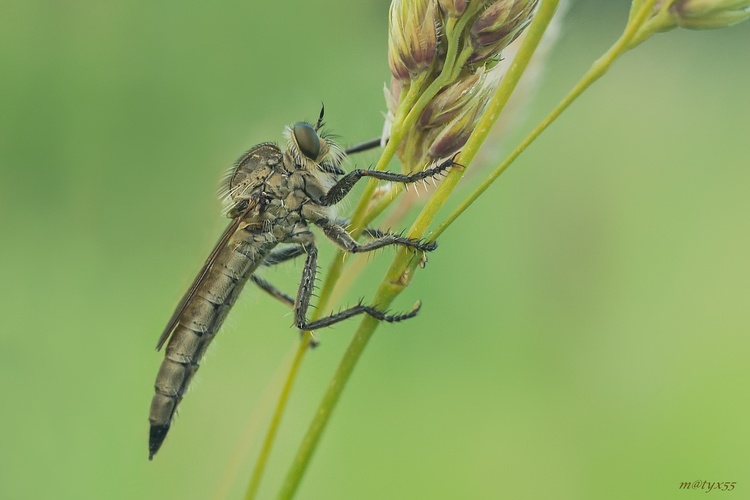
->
(149, 424, 170, 460)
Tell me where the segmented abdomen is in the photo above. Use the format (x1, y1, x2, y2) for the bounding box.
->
(148, 228, 275, 458)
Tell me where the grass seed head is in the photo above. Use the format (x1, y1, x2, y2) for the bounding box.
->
(385, 0, 539, 170)
(418, 68, 487, 129)
(388, 0, 440, 81)
(672, 0, 750, 29)
(644, 0, 750, 35)
(468, 0, 539, 65)
(438, 0, 468, 17)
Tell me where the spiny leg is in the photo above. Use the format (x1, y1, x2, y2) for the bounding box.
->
(341, 222, 409, 242)
(250, 275, 295, 307)
(330, 217, 401, 240)
(318, 155, 456, 206)
(316, 219, 437, 254)
(261, 244, 306, 267)
(293, 242, 421, 332)
(302, 300, 422, 331)
(321, 137, 386, 176)
(251, 245, 305, 307)
(329, 219, 430, 266)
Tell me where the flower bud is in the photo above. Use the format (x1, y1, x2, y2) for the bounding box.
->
(418, 68, 487, 129)
(426, 73, 499, 160)
(438, 0, 469, 17)
(381, 77, 402, 148)
(643, 0, 750, 36)
(388, 0, 441, 81)
(672, 0, 750, 29)
(468, 0, 539, 65)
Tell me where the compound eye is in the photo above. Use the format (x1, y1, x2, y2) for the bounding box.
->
(293, 122, 321, 160)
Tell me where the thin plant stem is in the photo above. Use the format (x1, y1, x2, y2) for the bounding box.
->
(315, 5, 479, 313)
(276, 2, 560, 498)
(244, 36, 438, 500)
(241, 83, 428, 497)
(243, 337, 310, 500)
(432, 0, 658, 238)
(242, 75, 432, 500)
(252, 0, 660, 496)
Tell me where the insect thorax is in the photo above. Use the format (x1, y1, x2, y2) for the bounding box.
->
(221, 126, 343, 238)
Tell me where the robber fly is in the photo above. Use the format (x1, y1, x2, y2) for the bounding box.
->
(148, 108, 453, 459)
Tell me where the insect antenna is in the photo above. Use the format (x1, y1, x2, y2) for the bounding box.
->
(315, 103, 325, 131)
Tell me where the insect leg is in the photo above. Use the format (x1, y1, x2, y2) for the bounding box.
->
(316, 219, 437, 253)
(261, 244, 306, 267)
(294, 243, 319, 329)
(318, 155, 456, 206)
(250, 275, 295, 307)
(330, 218, 402, 241)
(252, 245, 307, 306)
(344, 137, 386, 155)
(293, 242, 421, 331)
(302, 300, 421, 330)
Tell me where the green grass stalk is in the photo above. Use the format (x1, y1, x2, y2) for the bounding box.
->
(276, 2, 560, 498)
(433, 0, 658, 237)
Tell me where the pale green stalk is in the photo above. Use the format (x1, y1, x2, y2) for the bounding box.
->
(313, 4, 478, 333)
(243, 340, 308, 499)
(242, 81, 430, 500)
(248, 0, 654, 496)
(244, 12, 467, 499)
(276, 2, 560, 498)
(433, 0, 658, 237)
(247, 0, 747, 496)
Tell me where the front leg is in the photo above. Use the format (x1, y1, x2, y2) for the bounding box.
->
(318, 155, 456, 206)
(343, 136, 386, 155)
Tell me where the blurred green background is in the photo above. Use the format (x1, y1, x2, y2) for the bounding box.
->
(2, 1, 749, 499)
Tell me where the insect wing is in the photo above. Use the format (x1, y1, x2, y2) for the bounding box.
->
(156, 202, 255, 350)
